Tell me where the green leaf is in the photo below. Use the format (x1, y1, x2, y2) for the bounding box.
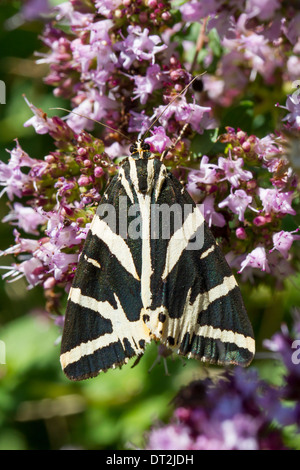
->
(190, 128, 223, 157)
(220, 101, 254, 133)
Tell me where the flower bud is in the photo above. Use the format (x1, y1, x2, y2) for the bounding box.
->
(78, 147, 87, 156)
(242, 141, 251, 152)
(236, 227, 247, 239)
(78, 175, 90, 186)
(94, 167, 104, 178)
(162, 11, 171, 21)
(253, 216, 267, 226)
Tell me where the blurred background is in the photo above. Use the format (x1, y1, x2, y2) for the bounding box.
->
(0, 0, 300, 450)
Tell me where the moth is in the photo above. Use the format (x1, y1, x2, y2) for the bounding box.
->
(60, 138, 255, 381)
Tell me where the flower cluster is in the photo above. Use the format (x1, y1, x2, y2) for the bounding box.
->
(0, 103, 115, 311)
(38, 0, 300, 121)
(187, 126, 300, 283)
(0, 0, 299, 308)
(37, 0, 210, 139)
(180, 0, 300, 107)
(144, 314, 300, 450)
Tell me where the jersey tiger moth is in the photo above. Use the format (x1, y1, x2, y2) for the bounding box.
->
(60, 137, 255, 381)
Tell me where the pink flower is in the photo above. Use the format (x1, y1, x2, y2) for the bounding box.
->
(19, 257, 45, 286)
(219, 189, 253, 222)
(132, 64, 162, 105)
(179, 0, 217, 22)
(253, 215, 271, 226)
(65, 90, 118, 133)
(146, 424, 192, 451)
(270, 230, 300, 259)
(5, 0, 50, 29)
(94, 167, 104, 178)
(105, 142, 129, 159)
(187, 103, 214, 134)
(281, 94, 300, 128)
(51, 251, 79, 280)
(286, 56, 300, 81)
(6, 139, 36, 168)
(34, 240, 78, 281)
(95, 0, 122, 18)
(254, 134, 282, 161)
(45, 212, 84, 248)
(201, 195, 226, 227)
(245, 0, 280, 20)
(186, 157, 218, 198)
(71, 19, 116, 79)
(22, 0, 50, 21)
(155, 97, 211, 134)
(23, 96, 57, 135)
(0, 229, 39, 256)
(144, 126, 172, 153)
(118, 26, 167, 69)
(0, 141, 34, 200)
(218, 154, 253, 188)
(55, 2, 93, 26)
(283, 12, 300, 46)
(239, 246, 270, 273)
(258, 188, 296, 215)
(128, 110, 152, 134)
(2, 203, 47, 235)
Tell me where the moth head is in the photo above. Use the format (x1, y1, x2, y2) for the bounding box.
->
(130, 140, 151, 159)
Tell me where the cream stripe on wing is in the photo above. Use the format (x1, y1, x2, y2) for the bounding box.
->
(147, 275, 238, 337)
(154, 163, 167, 202)
(61, 288, 151, 368)
(129, 158, 153, 309)
(83, 254, 101, 269)
(162, 206, 204, 280)
(90, 214, 139, 280)
(199, 245, 215, 260)
(198, 274, 238, 310)
(192, 325, 255, 354)
(146, 275, 255, 355)
(119, 166, 134, 203)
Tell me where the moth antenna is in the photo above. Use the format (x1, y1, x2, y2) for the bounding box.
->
(160, 122, 190, 161)
(141, 72, 206, 141)
(50, 107, 131, 142)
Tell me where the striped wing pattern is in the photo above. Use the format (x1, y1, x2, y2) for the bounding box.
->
(60, 156, 255, 380)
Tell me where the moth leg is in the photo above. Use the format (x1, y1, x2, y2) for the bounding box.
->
(148, 344, 172, 376)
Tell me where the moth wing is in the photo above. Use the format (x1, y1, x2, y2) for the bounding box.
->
(146, 168, 255, 367)
(60, 175, 150, 380)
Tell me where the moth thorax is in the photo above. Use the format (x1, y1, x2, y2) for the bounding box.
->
(130, 140, 151, 160)
(130, 157, 155, 195)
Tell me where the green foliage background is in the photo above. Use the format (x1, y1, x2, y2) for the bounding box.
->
(0, 0, 300, 450)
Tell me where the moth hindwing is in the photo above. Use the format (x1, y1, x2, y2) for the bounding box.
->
(60, 141, 255, 380)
